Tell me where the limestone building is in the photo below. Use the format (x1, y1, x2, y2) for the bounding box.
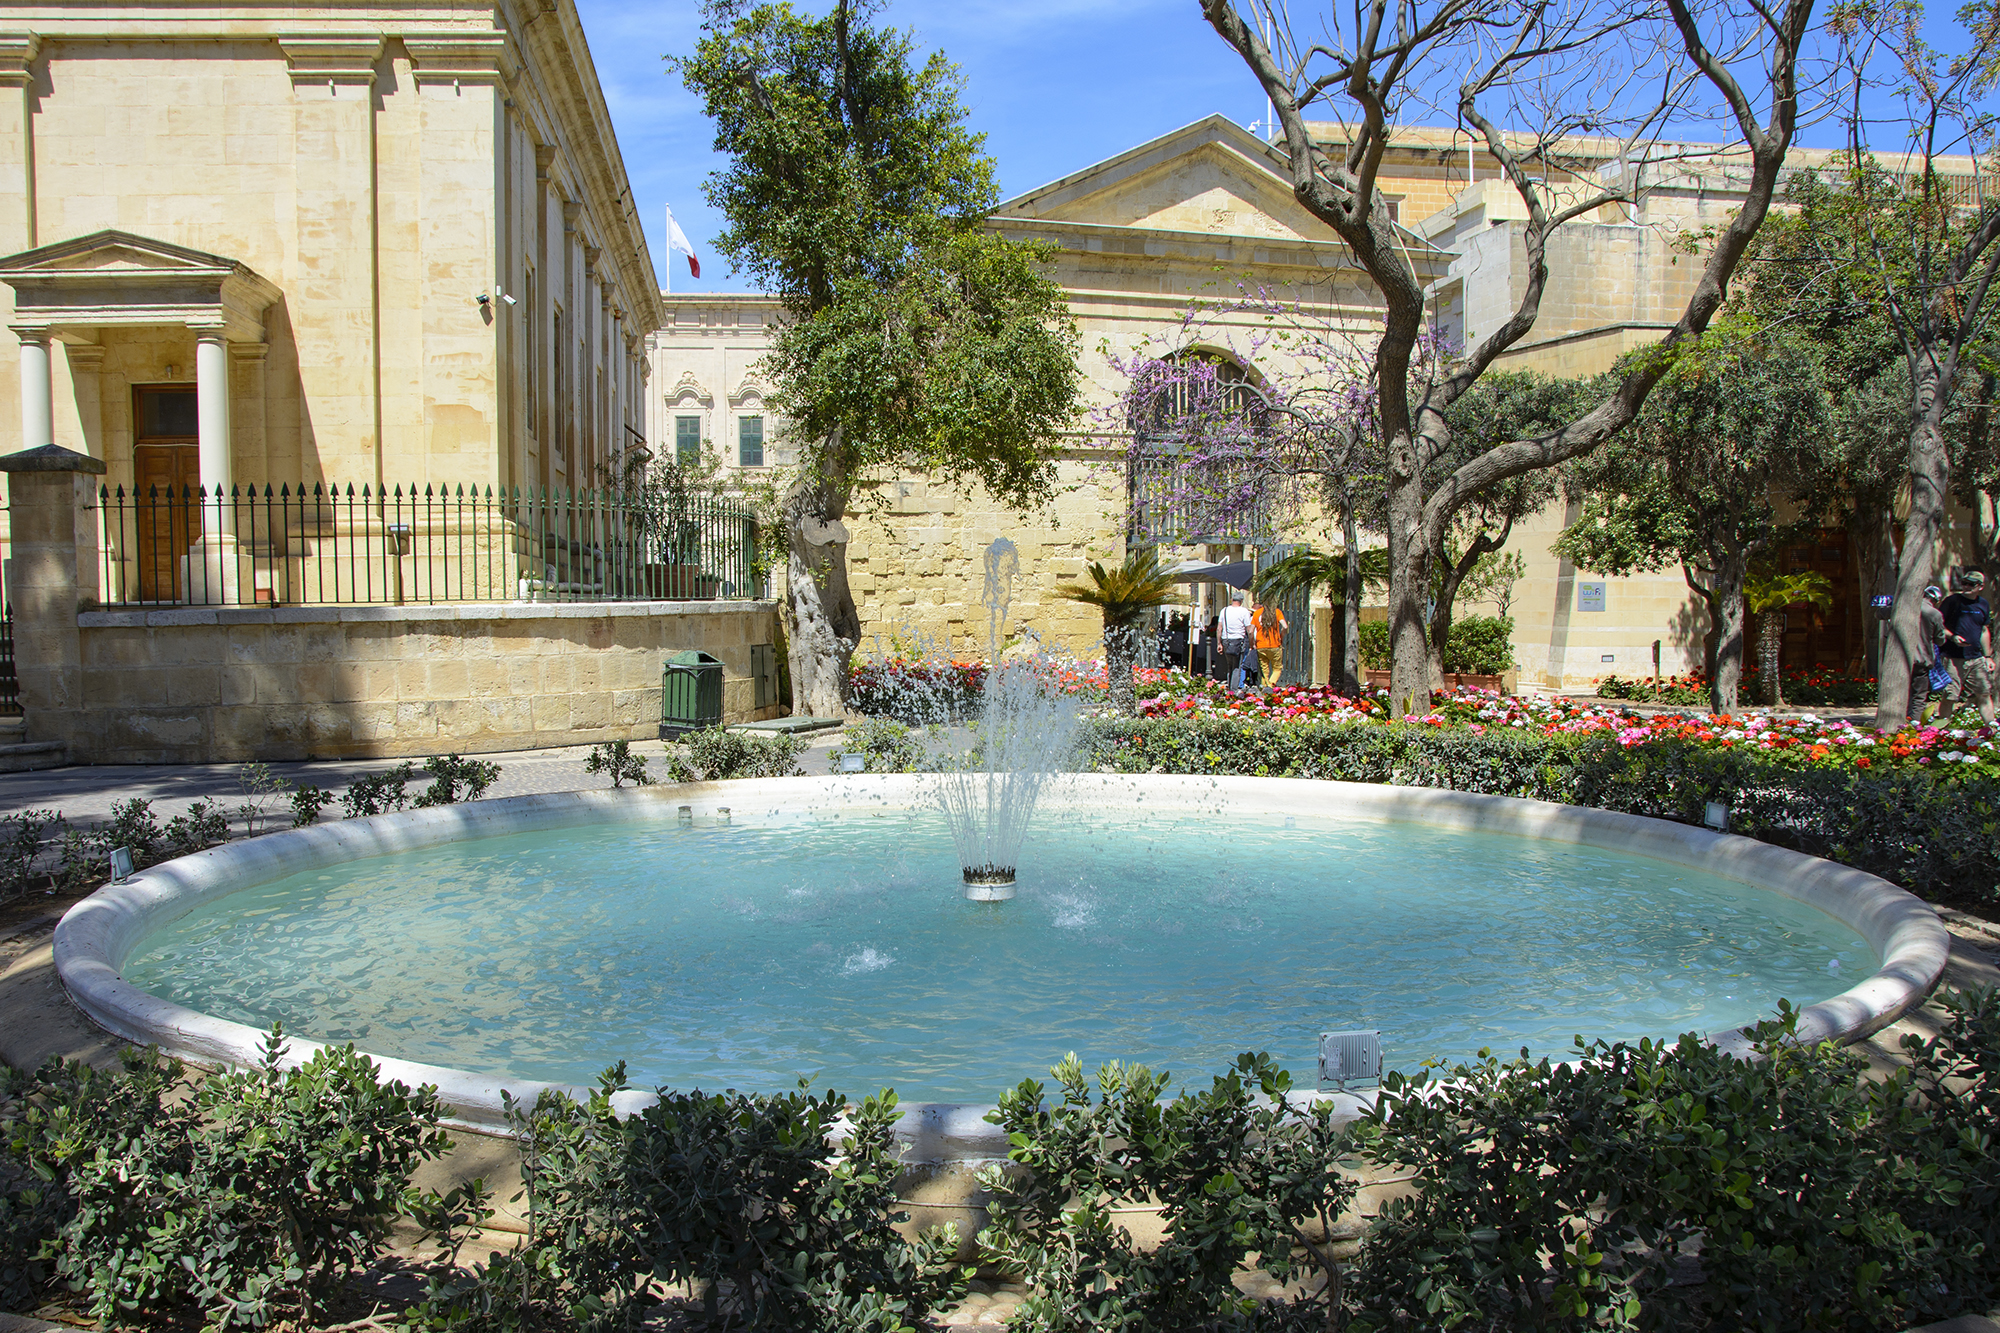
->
(0, 0, 660, 605)
(651, 116, 1988, 691)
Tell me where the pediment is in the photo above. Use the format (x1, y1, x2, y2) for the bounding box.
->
(997, 115, 1327, 242)
(0, 229, 280, 342)
(0, 229, 241, 279)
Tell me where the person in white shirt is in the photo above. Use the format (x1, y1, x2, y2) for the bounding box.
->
(1216, 592, 1254, 689)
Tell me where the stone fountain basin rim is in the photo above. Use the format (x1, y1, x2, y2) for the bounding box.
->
(53, 774, 1950, 1158)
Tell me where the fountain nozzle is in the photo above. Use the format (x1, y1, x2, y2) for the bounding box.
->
(962, 865, 1017, 901)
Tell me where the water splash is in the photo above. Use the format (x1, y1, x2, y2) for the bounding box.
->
(933, 651, 1082, 898)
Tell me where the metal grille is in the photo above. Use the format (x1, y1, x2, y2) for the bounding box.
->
(0, 600, 20, 719)
(1318, 1030, 1383, 1091)
(93, 482, 764, 608)
(1257, 543, 1313, 686)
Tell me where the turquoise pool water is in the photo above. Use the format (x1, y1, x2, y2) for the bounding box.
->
(124, 810, 1873, 1102)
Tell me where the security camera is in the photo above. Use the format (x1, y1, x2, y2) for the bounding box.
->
(475, 293, 491, 306)
(501, 292, 517, 306)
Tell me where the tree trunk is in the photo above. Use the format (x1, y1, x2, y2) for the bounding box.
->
(1709, 551, 1749, 714)
(1757, 612, 1784, 706)
(781, 461, 862, 718)
(1340, 495, 1363, 697)
(1385, 441, 1431, 717)
(1429, 523, 1509, 694)
(1105, 622, 1137, 713)
(1877, 368, 1954, 731)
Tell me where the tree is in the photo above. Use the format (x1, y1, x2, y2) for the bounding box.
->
(1426, 373, 1580, 688)
(677, 0, 1081, 717)
(1824, 0, 2000, 729)
(1199, 0, 1814, 714)
(1054, 548, 1181, 712)
(1744, 566, 1835, 705)
(1554, 326, 1836, 712)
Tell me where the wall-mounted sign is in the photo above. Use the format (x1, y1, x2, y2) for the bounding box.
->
(1601, 654, 1616, 663)
(1577, 581, 1607, 613)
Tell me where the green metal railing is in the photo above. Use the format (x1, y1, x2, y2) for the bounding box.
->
(95, 481, 764, 607)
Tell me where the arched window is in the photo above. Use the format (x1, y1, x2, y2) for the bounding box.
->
(1128, 350, 1273, 543)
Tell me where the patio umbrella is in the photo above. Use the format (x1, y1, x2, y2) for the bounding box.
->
(1165, 558, 1256, 589)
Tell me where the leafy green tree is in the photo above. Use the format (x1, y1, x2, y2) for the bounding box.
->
(1054, 548, 1180, 712)
(1821, 0, 2000, 728)
(1427, 372, 1583, 688)
(1555, 327, 1837, 712)
(676, 0, 1080, 716)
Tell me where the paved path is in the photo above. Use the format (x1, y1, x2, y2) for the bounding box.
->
(0, 732, 852, 829)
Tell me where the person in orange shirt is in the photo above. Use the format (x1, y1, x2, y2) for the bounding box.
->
(1253, 602, 1287, 688)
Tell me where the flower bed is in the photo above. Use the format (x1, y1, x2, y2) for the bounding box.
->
(1598, 665, 1879, 707)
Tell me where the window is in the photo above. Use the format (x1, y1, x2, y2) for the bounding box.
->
(676, 415, 701, 463)
(552, 308, 565, 458)
(738, 414, 764, 467)
(524, 269, 537, 429)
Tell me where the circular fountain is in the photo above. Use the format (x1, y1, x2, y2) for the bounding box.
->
(55, 772, 1951, 1133)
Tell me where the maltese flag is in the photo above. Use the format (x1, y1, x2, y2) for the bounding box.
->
(666, 207, 701, 279)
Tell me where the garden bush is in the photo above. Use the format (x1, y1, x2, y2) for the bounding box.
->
(0, 1029, 456, 1329)
(1355, 616, 1514, 675)
(411, 1068, 968, 1332)
(1599, 666, 1879, 707)
(827, 717, 923, 774)
(583, 738, 654, 787)
(979, 1051, 1353, 1333)
(1079, 715, 2000, 908)
(669, 727, 806, 781)
(981, 988, 2000, 1333)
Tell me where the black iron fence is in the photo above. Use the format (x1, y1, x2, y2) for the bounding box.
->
(0, 598, 19, 718)
(94, 482, 765, 608)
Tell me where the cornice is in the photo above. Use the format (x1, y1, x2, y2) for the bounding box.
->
(0, 31, 38, 88)
(277, 33, 384, 86)
(405, 30, 513, 86)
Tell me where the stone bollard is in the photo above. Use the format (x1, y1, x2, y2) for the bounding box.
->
(0, 443, 105, 758)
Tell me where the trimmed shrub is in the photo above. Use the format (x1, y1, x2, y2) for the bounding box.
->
(670, 727, 806, 781)
(1352, 618, 1513, 674)
(0, 1030, 454, 1329)
(827, 717, 922, 774)
(412, 1069, 969, 1332)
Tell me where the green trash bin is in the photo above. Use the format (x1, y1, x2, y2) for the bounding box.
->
(660, 650, 725, 739)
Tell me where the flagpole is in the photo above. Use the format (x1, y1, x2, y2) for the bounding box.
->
(663, 204, 673, 294)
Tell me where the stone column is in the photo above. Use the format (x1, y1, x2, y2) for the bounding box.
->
(17, 331, 50, 451)
(0, 444, 106, 758)
(185, 331, 241, 601)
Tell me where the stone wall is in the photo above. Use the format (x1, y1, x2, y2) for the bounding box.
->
(66, 600, 781, 764)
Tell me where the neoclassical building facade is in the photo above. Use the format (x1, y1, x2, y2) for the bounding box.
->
(652, 116, 1988, 689)
(0, 0, 659, 604)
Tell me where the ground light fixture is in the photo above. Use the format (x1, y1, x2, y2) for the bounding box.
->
(1319, 1030, 1383, 1092)
(1703, 801, 1730, 832)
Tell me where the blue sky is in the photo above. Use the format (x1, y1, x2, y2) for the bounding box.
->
(574, 0, 1261, 295)
(573, 1, 1977, 298)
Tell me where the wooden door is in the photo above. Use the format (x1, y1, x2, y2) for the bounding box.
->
(134, 445, 200, 602)
(132, 385, 201, 603)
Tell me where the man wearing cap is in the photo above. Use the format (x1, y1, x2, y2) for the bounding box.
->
(1939, 570, 1995, 726)
(1909, 585, 1948, 722)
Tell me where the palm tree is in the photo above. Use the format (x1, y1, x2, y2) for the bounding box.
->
(1743, 566, 1834, 706)
(1252, 547, 1389, 694)
(1055, 547, 1181, 712)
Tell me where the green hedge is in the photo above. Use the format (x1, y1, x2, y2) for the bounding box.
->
(1078, 716, 2000, 907)
(1356, 615, 1515, 674)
